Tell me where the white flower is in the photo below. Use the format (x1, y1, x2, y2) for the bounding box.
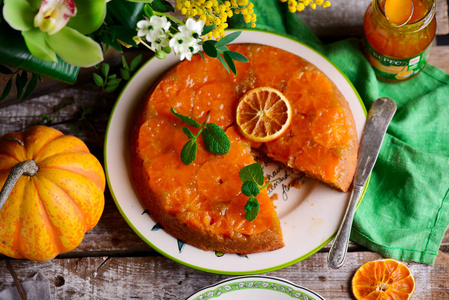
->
(34, 0, 77, 35)
(169, 18, 204, 61)
(185, 18, 204, 37)
(137, 15, 171, 52)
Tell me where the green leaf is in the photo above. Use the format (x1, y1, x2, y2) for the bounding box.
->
(93, 73, 104, 86)
(215, 31, 241, 48)
(22, 29, 58, 62)
(2, 0, 35, 31)
(239, 163, 265, 186)
(121, 55, 130, 70)
(241, 181, 260, 197)
(182, 127, 195, 139)
(0, 19, 79, 84)
(180, 140, 197, 165)
(22, 73, 39, 100)
(223, 51, 236, 75)
(217, 54, 230, 73)
(130, 54, 142, 71)
(151, 0, 166, 11)
(120, 68, 130, 81)
(46, 27, 104, 67)
(107, 1, 145, 29)
(67, 0, 107, 35)
(171, 107, 201, 128)
(244, 197, 260, 221)
(202, 123, 231, 154)
(202, 24, 216, 36)
(0, 65, 13, 75)
(143, 3, 155, 18)
(16, 71, 28, 99)
(0, 78, 12, 101)
(226, 50, 249, 63)
(109, 25, 139, 48)
(107, 78, 122, 86)
(202, 40, 218, 58)
(101, 63, 110, 77)
(104, 84, 119, 93)
(151, 0, 174, 12)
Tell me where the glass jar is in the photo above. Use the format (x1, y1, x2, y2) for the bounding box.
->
(362, 0, 436, 82)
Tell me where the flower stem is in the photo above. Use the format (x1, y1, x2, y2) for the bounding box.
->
(154, 11, 184, 25)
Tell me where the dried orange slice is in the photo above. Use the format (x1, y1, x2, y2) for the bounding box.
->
(236, 87, 292, 142)
(352, 259, 416, 300)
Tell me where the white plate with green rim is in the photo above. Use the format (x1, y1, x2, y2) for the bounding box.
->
(104, 29, 367, 275)
(186, 275, 326, 299)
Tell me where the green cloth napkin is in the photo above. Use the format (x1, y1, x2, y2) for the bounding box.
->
(230, 1, 449, 264)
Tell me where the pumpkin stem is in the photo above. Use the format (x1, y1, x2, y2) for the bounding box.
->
(0, 160, 39, 211)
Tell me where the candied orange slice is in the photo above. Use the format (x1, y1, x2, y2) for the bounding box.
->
(352, 259, 416, 300)
(236, 87, 292, 142)
(192, 82, 239, 129)
(226, 193, 278, 235)
(294, 144, 339, 182)
(265, 114, 312, 162)
(254, 46, 304, 88)
(385, 0, 414, 26)
(149, 79, 194, 121)
(311, 107, 351, 148)
(136, 118, 188, 163)
(148, 153, 198, 195)
(284, 70, 334, 115)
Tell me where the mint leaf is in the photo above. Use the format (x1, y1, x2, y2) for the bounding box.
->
(239, 163, 264, 186)
(180, 140, 197, 165)
(244, 197, 260, 221)
(202, 123, 230, 154)
(242, 181, 260, 197)
(171, 108, 201, 128)
(182, 127, 195, 139)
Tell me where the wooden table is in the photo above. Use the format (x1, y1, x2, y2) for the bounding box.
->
(1, 3, 449, 299)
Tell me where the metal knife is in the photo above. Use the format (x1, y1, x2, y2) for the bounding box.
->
(327, 97, 397, 269)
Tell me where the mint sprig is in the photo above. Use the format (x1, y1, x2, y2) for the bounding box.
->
(171, 107, 230, 165)
(239, 163, 279, 221)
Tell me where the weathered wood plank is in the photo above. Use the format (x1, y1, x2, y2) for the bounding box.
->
(1, 252, 448, 299)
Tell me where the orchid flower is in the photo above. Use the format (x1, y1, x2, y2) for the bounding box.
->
(2, 0, 106, 67)
(169, 18, 204, 61)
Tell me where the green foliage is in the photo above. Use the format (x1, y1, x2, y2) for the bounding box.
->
(201, 31, 248, 75)
(0, 65, 41, 102)
(239, 162, 279, 221)
(93, 54, 142, 94)
(171, 107, 231, 165)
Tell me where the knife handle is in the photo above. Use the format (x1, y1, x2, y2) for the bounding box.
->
(327, 185, 364, 269)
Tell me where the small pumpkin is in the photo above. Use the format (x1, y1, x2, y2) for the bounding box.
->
(0, 125, 105, 261)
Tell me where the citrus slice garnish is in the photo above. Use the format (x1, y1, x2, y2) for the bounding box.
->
(236, 87, 292, 142)
(352, 259, 416, 300)
(385, 0, 414, 26)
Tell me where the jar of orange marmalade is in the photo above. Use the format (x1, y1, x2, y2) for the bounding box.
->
(362, 0, 436, 82)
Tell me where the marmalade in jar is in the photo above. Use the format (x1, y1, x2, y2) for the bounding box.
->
(362, 0, 436, 82)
